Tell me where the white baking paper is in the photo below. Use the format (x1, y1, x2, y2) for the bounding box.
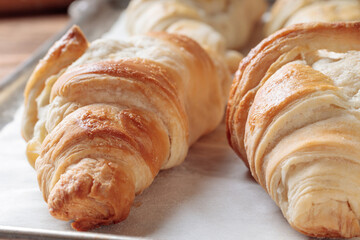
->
(0, 107, 312, 240)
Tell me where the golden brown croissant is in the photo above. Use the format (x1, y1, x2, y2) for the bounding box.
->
(22, 26, 230, 230)
(124, 0, 267, 73)
(265, 0, 360, 35)
(226, 22, 360, 238)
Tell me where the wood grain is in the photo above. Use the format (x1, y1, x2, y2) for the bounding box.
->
(0, 0, 74, 14)
(0, 14, 69, 83)
(0, 14, 68, 240)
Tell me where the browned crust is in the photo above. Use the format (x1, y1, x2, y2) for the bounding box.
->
(48, 158, 136, 231)
(22, 25, 88, 141)
(51, 59, 178, 104)
(50, 58, 188, 136)
(40, 105, 170, 230)
(40, 107, 169, 178)
(24, 25, 87, 102)
(34, 33, 215, 231)
(26, 28, 227, 231)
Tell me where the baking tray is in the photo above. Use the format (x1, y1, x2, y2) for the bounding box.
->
(0, 1, 319, 239)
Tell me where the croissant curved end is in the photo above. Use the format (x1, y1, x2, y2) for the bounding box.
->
(48, 158, 135, 231)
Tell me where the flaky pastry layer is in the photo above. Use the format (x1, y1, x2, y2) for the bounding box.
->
(227, 22, 360, 238)
(265, 0, 360, 35)
(23, 26, 230, 230)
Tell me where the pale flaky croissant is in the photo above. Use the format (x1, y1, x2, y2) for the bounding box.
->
(265, 0, 360, 35)
(226, 22, 360, 238)
(124, 0, 267, 73)
(22, 26, 230, 230)
(125, 0, 267, 50)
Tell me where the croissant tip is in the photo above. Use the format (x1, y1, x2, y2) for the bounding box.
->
(71, 220, 97, 231)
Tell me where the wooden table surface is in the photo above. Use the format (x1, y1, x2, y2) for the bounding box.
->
(0, 13, 70, 83)
(0, 13, 69, 240)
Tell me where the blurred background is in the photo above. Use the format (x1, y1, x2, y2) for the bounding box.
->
(0, 0, 76, 82)
(0, 0, 273, 84)
(0, 0, 74, 15)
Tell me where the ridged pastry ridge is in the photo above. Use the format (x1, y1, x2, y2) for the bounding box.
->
(22, 26, 230, 230)
(227, 22, 360, 238)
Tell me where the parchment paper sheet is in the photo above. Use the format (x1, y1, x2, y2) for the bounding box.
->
(0, 107, 311, 240)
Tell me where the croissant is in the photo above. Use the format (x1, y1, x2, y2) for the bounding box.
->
(124, 0, 267, 73)
(125, 0, 267, 50)
(226, 22, 360, 238)
(22, 26, 230, 230)
(265, 0, 360, 35)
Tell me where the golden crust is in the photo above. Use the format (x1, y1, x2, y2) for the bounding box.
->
(22, 25, 88, 141)
(51, 59, 181, 108)
(39, 105, 169, 230)
(227, 22, 360, 238)
(24, 27, 230, 230)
